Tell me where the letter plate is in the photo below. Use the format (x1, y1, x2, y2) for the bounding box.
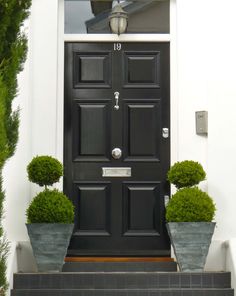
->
(102, 167, 131, 177)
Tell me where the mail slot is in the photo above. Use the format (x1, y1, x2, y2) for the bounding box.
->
(102, 167, 131, 177)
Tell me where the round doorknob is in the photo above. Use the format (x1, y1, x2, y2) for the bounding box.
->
(112, 148, 122, 159)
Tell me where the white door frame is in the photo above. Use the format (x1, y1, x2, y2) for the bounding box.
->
(56, 0, 178, 190)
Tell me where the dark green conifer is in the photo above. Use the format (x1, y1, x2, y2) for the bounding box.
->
(0, 1, 32, 293)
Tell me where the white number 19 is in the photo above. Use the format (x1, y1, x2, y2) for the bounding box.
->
(114, 43, 122, 51)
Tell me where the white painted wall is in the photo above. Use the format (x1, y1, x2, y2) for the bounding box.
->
(176, 0, 236, 265)
(3, 0, 60, 256)
(206, 0, 236, 241)
(30, 0, 59, 157)
(176, 0, 236, 241)
(3, 0, 236, 272)
(176, 0, 209, 167)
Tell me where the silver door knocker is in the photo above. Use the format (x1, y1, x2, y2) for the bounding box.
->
(114, 91, 120, 110)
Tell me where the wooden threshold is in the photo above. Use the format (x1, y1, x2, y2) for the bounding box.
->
(65, 257, 174, 262)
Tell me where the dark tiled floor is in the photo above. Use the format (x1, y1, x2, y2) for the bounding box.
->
(11, 263, 233, 296)
(11, 288, 234, 296)
(13, 272, 232, 289)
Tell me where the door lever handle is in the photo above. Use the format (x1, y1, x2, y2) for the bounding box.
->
(114, 91, 120, 110)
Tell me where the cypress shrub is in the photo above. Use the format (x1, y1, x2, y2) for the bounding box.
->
(0, 1, 32, 294)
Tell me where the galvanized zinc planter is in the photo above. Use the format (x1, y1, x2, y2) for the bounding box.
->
(166, 222, 216, 272)
(26, 223, 74, 272)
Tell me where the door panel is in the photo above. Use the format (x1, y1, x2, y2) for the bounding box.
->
(75, 183, 111, 236)
(72, 100, 111, 161)
(73, 52, 112, 88)
(122, 182, 161, 236)
(123, 101, 160, 161)
(123, 51, 160, 88)
(64, 42, 170, 256)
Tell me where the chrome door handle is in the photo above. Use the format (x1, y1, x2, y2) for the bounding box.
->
(114, 91, 120, 110)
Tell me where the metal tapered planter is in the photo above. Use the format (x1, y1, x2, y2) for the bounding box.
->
(166, 222, 215, 272)
(26, 223, 74, 272)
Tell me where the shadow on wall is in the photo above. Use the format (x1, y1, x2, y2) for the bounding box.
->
(16, 242, 37, 273)
(204, 240, 226, 271)
(225, 239, 236, 290)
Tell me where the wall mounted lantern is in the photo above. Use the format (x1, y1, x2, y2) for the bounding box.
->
(109, 3, 128, 35)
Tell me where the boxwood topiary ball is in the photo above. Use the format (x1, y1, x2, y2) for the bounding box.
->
(166, 187, 216, 222)
(26, 189, 74, 223)
(27, 155, 63, 186)
(167, 160, 206, 189)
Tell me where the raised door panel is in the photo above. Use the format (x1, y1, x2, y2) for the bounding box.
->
(123, 101, 161, 161)
(123, 51, 160, 88)
(73, 52, 112, 88)
(72, 100, 111, 161)
(123, 183, 161, 237)
(73, 183, 111, 236)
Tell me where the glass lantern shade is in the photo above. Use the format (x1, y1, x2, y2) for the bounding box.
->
(109, 4, 128, 35)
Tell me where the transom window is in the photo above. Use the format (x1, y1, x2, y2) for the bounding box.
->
(64, 0, 170, 34)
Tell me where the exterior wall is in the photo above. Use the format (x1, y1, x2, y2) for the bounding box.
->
(207, 1, 236, 241)
(177, 0, 236, 241)
(3, 0, 59, 241)
(176, 0, 208, 168)
(3, 0, 236, 270)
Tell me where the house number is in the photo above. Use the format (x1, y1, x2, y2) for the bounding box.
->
(114, 43, 122, 51)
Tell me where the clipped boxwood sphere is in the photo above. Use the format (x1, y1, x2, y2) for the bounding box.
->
(26, 189, 74, 223)
(167, 160, 206, 189)
(166, 187, 216, 222)
(27, 155, 63, 186)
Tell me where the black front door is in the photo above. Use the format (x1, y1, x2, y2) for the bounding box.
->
(64, 42, 170, 256)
